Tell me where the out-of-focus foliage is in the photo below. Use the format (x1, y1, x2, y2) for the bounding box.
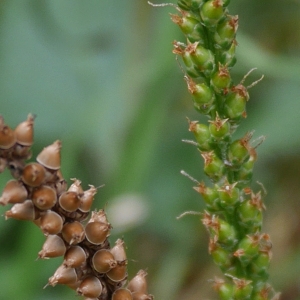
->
(0, 0, 300, 299)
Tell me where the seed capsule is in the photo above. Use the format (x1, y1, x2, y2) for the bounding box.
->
(92, 249, 116, 273)
(47, 265, 77, 287)
(77, 276, 103, 298)
(5, 200, 35, 220)
(32, 185, 57, 210)
(112, 288, 133, 300)
(0, 116, 16, 149)
(79, 185, 97, 212)
(128, 270, 148, 294)
(63, 246, 87, 268)
(40, 210, 63, 235)
(68, 178, 84, 195)
(132, 292, 153, 300)
(59, 191, 80, 212)
(106, 262, 127, 282)
(14, 114, 34, 146)
(37, 140, 61, 170)
(111, 239, 127, 262)
(85, 221, 110, 245)
(38, 234, 66, 259)
(0, 179, 28, 206)
(21, 162, 46, 187)
(62, 221, 85, 245)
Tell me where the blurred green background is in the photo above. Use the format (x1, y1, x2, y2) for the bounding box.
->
(0, 0, 300, 299)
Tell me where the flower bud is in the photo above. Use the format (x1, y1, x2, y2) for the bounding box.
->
(188, 120, 212, 151)
(37, 140, 61, 170)
(92, 249, 116, 273)
(40, 210, 64, 235)
(63, 245, 87, 268)
(47, 265, 77, 287)
(85, 221, 110, 245)
(210, 63, 232, 92)
(14, 114, 34, 146)
(127, 270, 148, 294)
(22, 162, 46, 187)
(62, 221, 85, 245)
(58, 191, 80, 212)
(201, 151, 225, 181)
(0, 179, 28, 205)
(5, 200, 35, 220)
(38, 234, 66, 259)
(193, 182, 220, 211)
(32, 185, 57, 210)
(76, 276, 102, 298)
(0, 116, 16, 149)
(112, 288, 133, 300)
(208, 114, 230, 141)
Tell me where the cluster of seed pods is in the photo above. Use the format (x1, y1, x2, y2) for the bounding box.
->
(0, 115, 153, 300)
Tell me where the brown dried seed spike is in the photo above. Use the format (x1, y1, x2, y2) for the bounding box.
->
(0, 116, 16, 149)
(14, 114, 35, 146)
(62, 221, 85, 245)
(59, 191, 80, 212)
(85, 221, 110, 245)
(111, 239, 127, 262)
(0, 179, 28, 206)
(47, 265, 77, 287)
(32, 185, 57, 210)
(76, 276, 103, 298)
(79, 185, 97, 212)
(5, 200, 35, 220)
(112, 288, 133, 300)
(63, 246, 87, 268)
(92, 249, 117, 273)
(127, 270, 148, 294)
(22, 162, 46, 187)
(40, 210, 64, 235)
(38, 234, 66, 259)
(37, 140, 61, 170)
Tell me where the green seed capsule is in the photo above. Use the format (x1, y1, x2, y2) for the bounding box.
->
(201, 151, 225, 181)
(188, 121, 213, 151)
(178, 0, 203, 11)
(209, 114, 230, 141)
(219, 41, 237, 67)
(224, 84, 249, 122)
(214, 15, 238, 50)
(193, 182, 220, 210)
(213, 278, 234, 300)
(186, 42, 215, 76)
(209, 238, 233, 271)
(170, 13, 199, 36)
(249, 251, 271, 280)
(211, 63, 232, 92)
(232, 278, 253, 300)
(200, 0, 225, 29)
(218, 182, 239, 207)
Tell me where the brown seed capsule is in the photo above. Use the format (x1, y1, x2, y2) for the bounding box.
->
(0, 179, 28, 206)
(112, 288, 133, 300)
(58, 191, 80, 212)
(76, 276, 103, 298)
(89, 209, 109, 223)
(63, 245, 87, 268)
(68, 178, 84, 196)
(21, 162, 46, 187)
(127, 270, 148, 294)
(106, 262, 127, 282)
(85, 221, 110, 245)
(14, 114, 34, 146)
(37, 140, 61, 170)
(0, 116, 16, 149)
(111, 239, 127, 262)
(132, 292, 153, 300)
(92, 249, 117, 273)
(5, 200, 35, 220)
(79, 185, 97, 212)
(62, 221, 85, 245)
(32, 185, 57, 210)
(38, 234, 66, 259)
(40, 210, 63, 235)
(47, 265, 77, 287)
